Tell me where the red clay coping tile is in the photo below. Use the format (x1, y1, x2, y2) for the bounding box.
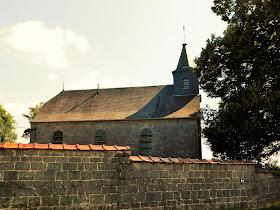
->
(129, 156, 256, 165)
(0, 142, 130, 151)
(0, 143, 256, 165)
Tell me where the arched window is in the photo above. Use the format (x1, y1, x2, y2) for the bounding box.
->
(94, 129, 106, 145)
(183, 78, 189, 89)
(52, 130, 63, 144)
(140, 128, 153, 156)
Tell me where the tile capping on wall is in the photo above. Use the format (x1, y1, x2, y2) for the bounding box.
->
(0, 142, 130, 151)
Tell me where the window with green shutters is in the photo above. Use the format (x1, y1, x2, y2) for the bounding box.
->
(94, 129, 106, 145)
(140, 128, 153, 156)
(52, 130, 63, 144)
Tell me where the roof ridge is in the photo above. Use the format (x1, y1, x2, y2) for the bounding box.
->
(63, 84, 171, 92)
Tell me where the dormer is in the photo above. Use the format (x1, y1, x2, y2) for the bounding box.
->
(172, 43, 199, 96)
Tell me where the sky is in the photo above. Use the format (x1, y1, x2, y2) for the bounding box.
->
(0, 0, 228, 159)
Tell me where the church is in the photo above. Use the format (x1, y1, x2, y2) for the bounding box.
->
(30, 43, 201, 158)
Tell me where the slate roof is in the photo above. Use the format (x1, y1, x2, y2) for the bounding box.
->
(32, 85, 200, 123)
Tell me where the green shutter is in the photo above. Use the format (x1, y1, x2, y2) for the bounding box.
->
(52, 130, 63, 144)
(140, 128, 153, 156)
(94, 129, 106, 145)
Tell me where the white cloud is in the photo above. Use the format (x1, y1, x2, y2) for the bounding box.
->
(68, 70, 145, 90)
(0, 21, 90, 68)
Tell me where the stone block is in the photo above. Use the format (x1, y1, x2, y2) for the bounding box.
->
(69, 170, 81, 180)
(192, 183, 201, 190)
(126, 185, 139, 193)
(169, 170, 179, 178)
(105, 194, 118, 204)
(189, 164, 199, 171)
(89, 157, 102, 163)
(28, 196, 41, 208)
(56, 171, 68, 180)
(38, 150, 52, 157)
(78, 163, 85, 171)
(197, 190, 210, 199)
(85, 184, 101, 194)
(218, 171, 226, 178)
(89, 194, 105, 204)
(60, 195, 73, 206)
(35, 171, 55, 180)
(15, 162, 31, 170)
(4, 170, 18, 180)
(2, 149, 15, 156)
(189, 170, 200, 178)
(55, 186, 67, 195)
(31, 162, 47, 170)
(85, 163, 97, 171)
(21, 156, 42, 162)
(69, 157, 81, 162)
(43, 157, 56, 162)
(223, 189, 231, 197)
(0, 156, 11, 161)
(11, 196, 29, 209)
(203, 164, 213, 170)
(47, 163, 62, 171)
(19, 171, 35, 180)
(0, 162, 14, 170)
(216, 190, 223, 197)
(119, 193, 135, 203)
(102, 186, 117, 194)
(146, 192, 162, 202)
(159, 170, 169, 178)
(54, 157, 68, 163)
(81, 171, 92, 180)
(63, 163, 78, 171)
(42, 195, 59, 206)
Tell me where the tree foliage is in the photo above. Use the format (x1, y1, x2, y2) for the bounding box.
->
(22, 102, 44, 139)
(0, 105, 17, 143)
(195, 0, 280, 160)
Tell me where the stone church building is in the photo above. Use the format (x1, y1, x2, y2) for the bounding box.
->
(31, 43, 201, 158)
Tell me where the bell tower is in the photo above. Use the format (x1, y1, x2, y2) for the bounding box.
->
(172, 43, 199, 96)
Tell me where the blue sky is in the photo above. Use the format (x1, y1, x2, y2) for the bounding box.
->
(0, 1, 228, 159)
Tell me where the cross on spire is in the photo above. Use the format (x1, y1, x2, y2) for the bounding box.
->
(183, 25, 186, 44)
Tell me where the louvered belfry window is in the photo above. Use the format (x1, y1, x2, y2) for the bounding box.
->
(140, 128, 153, 156)
(52, 130, 63, 144)
(94, 129, 106, 145)
(183, 78, 189, 89)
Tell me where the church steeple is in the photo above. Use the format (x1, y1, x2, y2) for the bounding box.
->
(176, 43, 190, 70)
(172, 43, 199, 96)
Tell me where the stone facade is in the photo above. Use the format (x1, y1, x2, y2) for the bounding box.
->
(0, 145, 279, 209)
(31, 118, 201, 158)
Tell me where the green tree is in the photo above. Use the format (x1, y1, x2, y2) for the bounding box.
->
(0, 105, 17, 143)
(22, 102, 44, 139)
(195, 0, 279, 160)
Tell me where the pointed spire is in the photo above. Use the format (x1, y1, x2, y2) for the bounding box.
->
(176, 43, 190, 70)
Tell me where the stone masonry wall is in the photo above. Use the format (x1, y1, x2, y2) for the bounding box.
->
(31, 118, 200, 158)
(0, 145, 279, 209)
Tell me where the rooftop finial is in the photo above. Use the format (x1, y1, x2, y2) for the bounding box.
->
(62, 82, 65, 91)
(97, 83, 99, 94)
(183, 25, 186, 44)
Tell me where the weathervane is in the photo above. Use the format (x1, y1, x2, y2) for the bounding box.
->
(62, 82, 65, 91)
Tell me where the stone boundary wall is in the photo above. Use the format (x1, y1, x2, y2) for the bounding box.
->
(0, 143, 279, 209)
